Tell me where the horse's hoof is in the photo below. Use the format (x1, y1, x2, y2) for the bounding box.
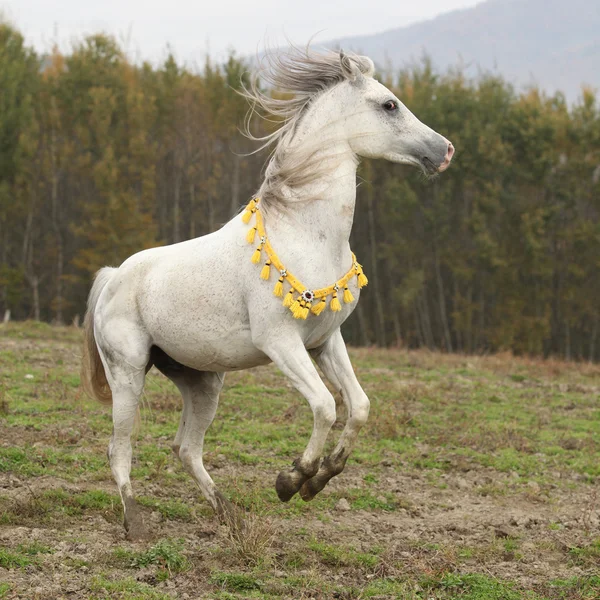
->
(299, 479, 319, 502)
(125, 521, 149, 541)
(124, 501, 148, 541)
(275, 470, 299, 502)
(299, 476, 328, 502)
(214, 490, 236, 521)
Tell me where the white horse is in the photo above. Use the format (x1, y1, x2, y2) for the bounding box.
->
(81, 48, 454, 540)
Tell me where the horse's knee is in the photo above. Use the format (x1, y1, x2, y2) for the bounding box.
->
(178, 445, 194, 471)
(179, 444, 209, 478)
(351, 393, 370, 428)
(315, 392, 337, 429)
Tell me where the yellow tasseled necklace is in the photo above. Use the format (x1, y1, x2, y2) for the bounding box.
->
(242, 198, 368, 319)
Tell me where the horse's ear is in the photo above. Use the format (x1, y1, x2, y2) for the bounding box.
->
(339, 50, 361, 82)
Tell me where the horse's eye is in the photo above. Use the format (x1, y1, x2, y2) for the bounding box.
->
(383, 100, 398, 112)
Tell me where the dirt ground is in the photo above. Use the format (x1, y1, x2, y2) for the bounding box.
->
(1, 323, 599, 599)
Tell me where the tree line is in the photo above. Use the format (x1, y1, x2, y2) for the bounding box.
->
(1, 23, 599, 360)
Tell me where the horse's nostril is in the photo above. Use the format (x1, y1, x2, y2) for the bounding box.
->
(446, 143, 455, 160)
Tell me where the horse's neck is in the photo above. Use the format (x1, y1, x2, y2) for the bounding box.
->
(265, 157, 357, 271)
(266, 111, 358, 264)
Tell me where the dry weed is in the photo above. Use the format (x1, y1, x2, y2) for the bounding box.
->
(222, 487, 277, 567)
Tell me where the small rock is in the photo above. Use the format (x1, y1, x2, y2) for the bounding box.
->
(527, 481, 540, 493)
(335, 498, 351, 511)
(455, 477, 469, 490)
(494, 526, 513, 539)
(376, 495, 387, 504)
(381, 459, 392, 467)
(521, 542, 536, 553)
(24, 374, 34, 380)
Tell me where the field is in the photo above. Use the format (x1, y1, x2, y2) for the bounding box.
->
(1, 322, 599, 599)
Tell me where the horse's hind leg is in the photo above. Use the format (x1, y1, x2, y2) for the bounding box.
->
(177, 372, 230, 516)
(152, 351, 228, 516)
(171, 399, 190, 457)
(97, 330, 150, 540)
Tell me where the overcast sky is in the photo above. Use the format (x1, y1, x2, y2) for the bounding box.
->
(2, 0, 481, 65)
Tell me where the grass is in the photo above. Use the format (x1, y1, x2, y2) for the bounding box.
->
(1, 321, 600, 598)
(89, 576, 173, 600)
(0, 542, 53, 569)
(210, 572, 263, 592)
(113, 538, 189, 579)
(222, 499, 277, 567)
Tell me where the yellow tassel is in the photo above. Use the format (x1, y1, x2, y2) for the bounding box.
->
(290, 297, 301, 316)
(242, 209, 253, 224)
(292, 300, 309, 320)
(251, 248, 261, 264)
(331, 293, 342, 312)
(246, 227, 256, 244)
(273, 277, 284, 297)
(357, 272, 368, 288)
(311, 298, 327, 316)
(283, 289, 294, 308)
(260, 260, 271, 280)
(343, 287, 354, 303)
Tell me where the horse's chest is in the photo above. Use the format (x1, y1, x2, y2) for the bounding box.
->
(300, 305, 356, 349)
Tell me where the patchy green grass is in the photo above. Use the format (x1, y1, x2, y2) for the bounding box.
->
(0, 542, 53, 569)
(1, 321, 600, 599)
(569, 539, 600, 567)
(113, 538, 189, 580)
(89, 576, 173, 600)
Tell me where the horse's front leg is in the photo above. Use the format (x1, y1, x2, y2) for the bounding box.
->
(259, 336, 337, 502)
(300, 329, 370, 501)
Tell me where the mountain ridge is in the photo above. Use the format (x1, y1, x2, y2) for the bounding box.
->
(323, 0, 599, 101)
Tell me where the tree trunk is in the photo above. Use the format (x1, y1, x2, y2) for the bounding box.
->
(0, 220, 7, 314)
(432, 233, 452, 352)
(173, 173, 181, 243)
(189, 182, 196, 239)
(50, 131, 64, 325)
(392, 312, 402, 347)
(230, 153, 241, 218)
(419, 290, 435, 349)
(31, 274, 40, 321)
(364, 164, 386, 346)
(355, 303, 371, 346)
(413, 301, 424, 347)
(590, 314, 598, 363)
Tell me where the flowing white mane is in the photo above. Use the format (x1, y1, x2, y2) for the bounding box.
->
(242, 47, 375, 210)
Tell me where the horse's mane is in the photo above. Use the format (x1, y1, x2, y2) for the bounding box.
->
(241, 46, 375, 211)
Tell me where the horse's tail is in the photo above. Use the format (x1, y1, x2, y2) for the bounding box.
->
(81, 267, 116, 404)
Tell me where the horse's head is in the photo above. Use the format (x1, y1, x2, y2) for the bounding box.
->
(330, 51, 454, 175)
